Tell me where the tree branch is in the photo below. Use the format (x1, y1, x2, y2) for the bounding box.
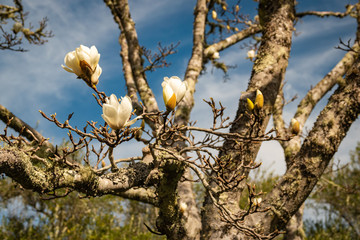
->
(296, 4, 355, 18)
(105, 0, 159, 114)
(262, 54, 360, 234)
(104, 0, 142, 112)
(174, 0, 208, 126)
(204, 24, 262, 58)
(282, 42, 359, 166)
(202, 0, 296, 238)
(0, 147, 157, 205)
(0, 104, 53, 150)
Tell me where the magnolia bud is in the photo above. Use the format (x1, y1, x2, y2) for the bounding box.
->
(179, 202, 188, 213)
(291, 118, 300, 135)
(12, 22, 23, 34)
(22, 28, 30, 35)
(255, 89, 264, 109)
(212, 52, 220, 59)
(247, 49, 256, 59)
(247, 98, 254, 111)
(212, 10, 217, 20)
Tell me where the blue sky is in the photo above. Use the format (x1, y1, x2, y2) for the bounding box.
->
(0, 0, 359, 176)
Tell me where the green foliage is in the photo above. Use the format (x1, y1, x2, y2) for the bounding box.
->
(0, 178, 164, 240)
(304, 218, 355, 240)
(0, 139, 164, 239)
(305, 142, 360, 239)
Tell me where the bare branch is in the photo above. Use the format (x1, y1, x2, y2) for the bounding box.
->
(281, 42, 360, 165)
(204, 24, 262, 59)
(142, 42, 180, 73)
(0, 1, 53, 51)
(0, 104, 53, 150)
(296, 4, 355, 18)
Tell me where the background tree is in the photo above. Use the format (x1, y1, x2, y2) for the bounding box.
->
(0, 0, 359, 240)
(304, 142, 360, 240)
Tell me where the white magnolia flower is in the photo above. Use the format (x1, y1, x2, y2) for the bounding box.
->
(162, 76, 187, 111)
(62, 45, 102, 87)
(247, 49, 256, 59)
(102, 94, 137, 130)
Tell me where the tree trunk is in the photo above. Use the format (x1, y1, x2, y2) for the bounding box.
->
(201, 0, 295, 238)
(284, 204, 305, 240)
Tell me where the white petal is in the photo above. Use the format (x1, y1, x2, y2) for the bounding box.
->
(90, 65, 102, 85)
(167, 76, 187, 103)
(63, 51, 82, 76)
(76, 45, 91, 66)
(103, 104, 117, 119)
(161, 78, 169, 88)
(175, 81, 187, 104)
(61, 65, 74, 73)
(108, 94, 119, 107)
(163, 83, 175, 102)
(102, 114, 118, 130)
(102, 105, 119, 129)
(124, 116, 141, 127)
(79, 45, 91, 54)
(89, 46, 100, 68)
(117, 96, 132, 127)
(168, 76, 183, 92)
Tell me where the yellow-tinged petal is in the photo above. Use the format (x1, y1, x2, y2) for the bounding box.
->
(163, 86, 176, 110)
(162, 76, 187, 110)
(255, 89, 264, 109)
(247, 98, 254, 111)
(167, 94, 176, 110)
